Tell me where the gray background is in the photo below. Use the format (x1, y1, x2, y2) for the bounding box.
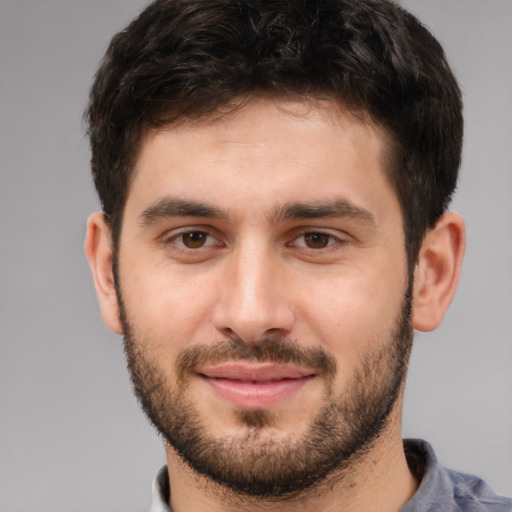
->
(1, 1, 511, 510)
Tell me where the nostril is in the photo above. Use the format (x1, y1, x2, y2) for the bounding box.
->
(217, 326, 235, 337)
(265, 327, 284, 336)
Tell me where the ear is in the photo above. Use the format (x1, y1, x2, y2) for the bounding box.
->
(85, 212, 123, 334)
(412, 211, 466, 332)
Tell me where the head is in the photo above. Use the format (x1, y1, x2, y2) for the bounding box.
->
(85, 0, 465, 501)
(86, 0, 462, 271)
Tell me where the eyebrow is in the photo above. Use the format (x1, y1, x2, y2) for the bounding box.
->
(273, 199, 375, 224)
(138, 196, 375, 227)
(139, 197, 227, 226)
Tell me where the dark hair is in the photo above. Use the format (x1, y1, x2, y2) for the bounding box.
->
(86, 0, 462, 269)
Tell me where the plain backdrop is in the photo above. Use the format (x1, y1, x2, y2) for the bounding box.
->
(1, 1, 511, 510)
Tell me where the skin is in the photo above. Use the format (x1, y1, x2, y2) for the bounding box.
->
(86, 98, 465, 512)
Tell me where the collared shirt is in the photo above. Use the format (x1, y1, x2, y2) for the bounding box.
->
(150, 439, 512, 511)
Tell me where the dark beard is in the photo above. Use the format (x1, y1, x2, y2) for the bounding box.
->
(119, 286, 413, 499)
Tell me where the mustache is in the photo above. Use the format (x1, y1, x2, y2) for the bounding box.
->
(175, 336, 337, 383)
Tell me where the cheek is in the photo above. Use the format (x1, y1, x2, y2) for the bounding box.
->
(294, 266, 406, 364)
(119, 260, 219, 358)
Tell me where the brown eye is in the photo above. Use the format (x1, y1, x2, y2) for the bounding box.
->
(303, 232, 332, 249)
(181, 231, 208, 248)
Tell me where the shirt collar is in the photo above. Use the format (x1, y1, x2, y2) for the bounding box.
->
(151, 465, 171, 512)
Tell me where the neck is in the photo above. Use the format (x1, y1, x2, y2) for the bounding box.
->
(163, 406, 417, 512)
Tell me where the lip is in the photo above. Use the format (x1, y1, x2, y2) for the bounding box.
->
(199, 362, 315, 409)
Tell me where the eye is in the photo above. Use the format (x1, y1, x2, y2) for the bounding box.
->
(180, 231, 209, 248)
(292, 231, 339, 249)
(168, 230, 218, 249)
(303, 232, 335, 249)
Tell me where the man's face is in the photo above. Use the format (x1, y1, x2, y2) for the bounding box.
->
(115, 99, 413, 496)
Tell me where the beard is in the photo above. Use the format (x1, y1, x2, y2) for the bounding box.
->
(119, 285, 413, 499)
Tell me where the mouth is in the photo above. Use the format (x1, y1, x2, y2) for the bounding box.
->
(198, 362, 315, 409)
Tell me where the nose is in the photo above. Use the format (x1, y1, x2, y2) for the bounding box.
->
(212, 243, 295, 342)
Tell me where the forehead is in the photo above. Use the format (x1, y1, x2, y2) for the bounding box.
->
(126, 98, 398, 224)
(141, 97, 387, 154)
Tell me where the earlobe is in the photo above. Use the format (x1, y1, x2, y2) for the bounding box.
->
(412, 211, 466, 332)
(85, 212, 123, 334)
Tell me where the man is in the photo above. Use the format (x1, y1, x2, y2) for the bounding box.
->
(84, 0, 511, 510)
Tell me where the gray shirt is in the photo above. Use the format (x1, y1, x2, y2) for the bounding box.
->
(150, 439, 512, 511)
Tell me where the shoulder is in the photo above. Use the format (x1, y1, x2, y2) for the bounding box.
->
(443, 466, 512, 511)
(402, 439, 512, 512)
